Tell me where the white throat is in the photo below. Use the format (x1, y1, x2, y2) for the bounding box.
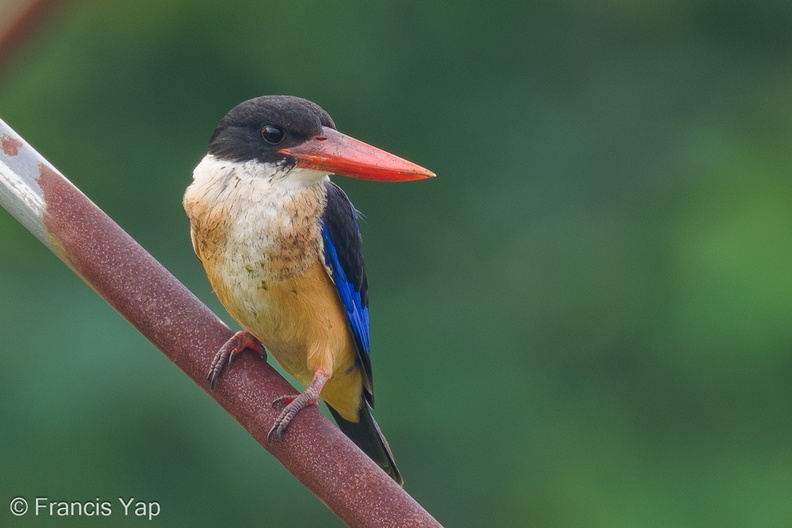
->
(184, 155, 331, 281)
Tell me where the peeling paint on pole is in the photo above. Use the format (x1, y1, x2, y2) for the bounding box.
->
(0, 123, 47, 244)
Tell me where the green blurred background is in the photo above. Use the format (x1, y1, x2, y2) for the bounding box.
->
(2, 0, 792, 526)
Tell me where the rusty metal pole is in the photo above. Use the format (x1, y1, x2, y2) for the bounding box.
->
(0, 120, 443, 528)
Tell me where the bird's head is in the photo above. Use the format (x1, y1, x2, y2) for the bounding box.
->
(206, 95, 434, 183)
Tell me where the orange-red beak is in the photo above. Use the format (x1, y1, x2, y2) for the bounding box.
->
(278, 127, 435, 181)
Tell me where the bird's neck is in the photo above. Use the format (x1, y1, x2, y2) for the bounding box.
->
(184, 155, 329, 280)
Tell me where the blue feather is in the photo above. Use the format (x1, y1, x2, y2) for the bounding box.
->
(322, 224, 370, 356)
(320, 182, 374, 401)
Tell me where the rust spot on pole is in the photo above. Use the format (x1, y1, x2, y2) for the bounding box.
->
(1, 134, 22, 156)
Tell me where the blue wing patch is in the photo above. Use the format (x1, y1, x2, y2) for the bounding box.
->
(321, 183, 374, 403)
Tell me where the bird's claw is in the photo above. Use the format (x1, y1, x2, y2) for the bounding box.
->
(266, 393, 318, 442)
(206, 331, 266, 389)
(207, 349, 228, 389)
(271, 395, 297, 408)
(266, 423, 284, 442)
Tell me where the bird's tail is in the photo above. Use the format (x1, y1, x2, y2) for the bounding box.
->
(328, 403, 402, 486)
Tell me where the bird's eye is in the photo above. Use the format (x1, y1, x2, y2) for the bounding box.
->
(261, 125, 285, 144)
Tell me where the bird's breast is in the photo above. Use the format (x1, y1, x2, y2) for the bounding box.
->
(184, 157, 335, 356)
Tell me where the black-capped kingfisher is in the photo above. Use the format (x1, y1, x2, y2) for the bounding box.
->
(183, 96, 434, 485)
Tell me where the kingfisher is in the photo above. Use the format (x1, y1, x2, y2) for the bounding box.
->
(183, 95, 434, 484)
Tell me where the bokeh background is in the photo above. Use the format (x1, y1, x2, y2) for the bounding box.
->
(2, 1, 792, 526)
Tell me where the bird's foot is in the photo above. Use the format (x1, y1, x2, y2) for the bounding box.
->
(267, 368, 330, 441)
(207, 331, 266, 389)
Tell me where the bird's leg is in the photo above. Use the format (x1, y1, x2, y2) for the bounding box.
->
(207, 331, 266, 389)
(268, 368, 330, 441)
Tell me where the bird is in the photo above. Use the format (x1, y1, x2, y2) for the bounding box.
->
(183, 95, 434, 485)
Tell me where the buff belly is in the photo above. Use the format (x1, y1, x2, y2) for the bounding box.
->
(206, 256, 363, 422)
